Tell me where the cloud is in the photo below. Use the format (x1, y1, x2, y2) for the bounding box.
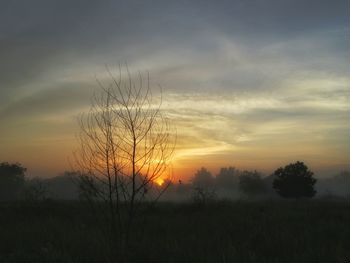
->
(0, 81, 95, 121)
(0, 0, 349, 176)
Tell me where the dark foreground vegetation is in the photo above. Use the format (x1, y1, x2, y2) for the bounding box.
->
(1, 200, 350, 263)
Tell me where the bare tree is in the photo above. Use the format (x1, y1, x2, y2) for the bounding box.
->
(74, 67, 176, 258)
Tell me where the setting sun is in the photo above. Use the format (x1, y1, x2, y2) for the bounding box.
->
(155, 178, 165, 186)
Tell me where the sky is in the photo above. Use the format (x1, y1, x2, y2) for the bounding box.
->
(0, 0, 349, 180)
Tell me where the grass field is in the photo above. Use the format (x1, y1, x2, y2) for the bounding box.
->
(1, 200, 350, 263)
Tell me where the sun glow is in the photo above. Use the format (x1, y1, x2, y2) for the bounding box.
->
(155, 178, 164, 186)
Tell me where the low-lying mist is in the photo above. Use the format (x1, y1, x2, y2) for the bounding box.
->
(18, 168, 350, 202)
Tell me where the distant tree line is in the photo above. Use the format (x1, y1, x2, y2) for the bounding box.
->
(0, 162, 80, 202)
(1, 161, 350, 202)
(186, 161, 317, 203)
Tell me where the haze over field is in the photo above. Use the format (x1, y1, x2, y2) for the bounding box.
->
(0, 0, 349, 180)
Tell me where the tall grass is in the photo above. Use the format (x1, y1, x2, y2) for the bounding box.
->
(0, 200, 349, 263)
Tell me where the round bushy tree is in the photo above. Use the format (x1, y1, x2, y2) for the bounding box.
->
(273, 161, 316, 198)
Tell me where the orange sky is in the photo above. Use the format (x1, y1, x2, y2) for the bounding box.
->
(1, 88, 349, 182)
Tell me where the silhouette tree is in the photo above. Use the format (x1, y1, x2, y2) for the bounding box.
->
(191, 167, 216, 203)
(23, 177, 48, 202)
(74, 67, 176, 257)
(272, 161, 316, 198)
(192, 167, 214, 188)
(46, 172, 80, 200)
(0, 162, 26, 201)
(239, 170, 266, 196)
(216, 166, 239, 189)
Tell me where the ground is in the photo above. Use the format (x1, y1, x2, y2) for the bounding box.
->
(0, 200, 349, 263)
